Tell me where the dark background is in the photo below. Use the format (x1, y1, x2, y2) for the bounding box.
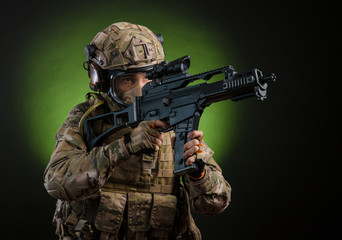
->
(1, 1, 340, 239)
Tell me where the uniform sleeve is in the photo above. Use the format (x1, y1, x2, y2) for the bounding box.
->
(184, 141, 232, 215)
(43, 103, 130, 201)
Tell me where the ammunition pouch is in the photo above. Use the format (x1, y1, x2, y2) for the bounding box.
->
(94, 191, 126, 239)
(150, 193, 177, 238)
(127, 192, 152, 234)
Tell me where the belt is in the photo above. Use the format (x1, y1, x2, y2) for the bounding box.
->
(101, 182, 175, 195)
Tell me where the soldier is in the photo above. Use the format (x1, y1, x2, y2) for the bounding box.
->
(44, 22, 231, 240)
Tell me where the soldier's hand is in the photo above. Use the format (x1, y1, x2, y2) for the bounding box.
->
(183, 130, 204, 166)
(170, 130, 204, 166)
(126, 120, 168, 154)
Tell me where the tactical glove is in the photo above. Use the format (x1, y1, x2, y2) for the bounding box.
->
(125, 121, 161, 154)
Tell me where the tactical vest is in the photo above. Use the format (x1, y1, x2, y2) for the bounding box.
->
(96, 130, 178, 239)
(56, 93, 200, 240)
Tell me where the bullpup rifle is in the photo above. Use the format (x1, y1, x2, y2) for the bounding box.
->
(83, 56, 276, 175)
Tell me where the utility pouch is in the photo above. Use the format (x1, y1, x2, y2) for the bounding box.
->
(127, 192, 153, 232)
(142, 153, 156, 174)
(94, 191, 127, 235)
(141, 153, 157, 186)
(150, 193, 177, 232)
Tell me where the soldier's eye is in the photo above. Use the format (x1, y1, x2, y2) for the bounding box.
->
(122, 78, 133, 83)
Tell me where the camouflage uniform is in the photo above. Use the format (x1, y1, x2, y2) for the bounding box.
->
(44, 92, 231, 240)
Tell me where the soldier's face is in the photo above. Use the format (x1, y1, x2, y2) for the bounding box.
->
(115, 72, 151, 104)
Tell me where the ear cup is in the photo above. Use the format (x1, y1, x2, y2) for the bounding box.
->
(88, 62, 107, 91)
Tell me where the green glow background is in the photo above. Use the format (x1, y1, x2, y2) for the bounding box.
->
(3, 0, 340, 239)
(19, 1, 239, 167)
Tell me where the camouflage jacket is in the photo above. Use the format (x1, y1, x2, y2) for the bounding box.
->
(43, 92, 231, 239)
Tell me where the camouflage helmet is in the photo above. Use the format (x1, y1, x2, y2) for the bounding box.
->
(85, 22, 165, 92)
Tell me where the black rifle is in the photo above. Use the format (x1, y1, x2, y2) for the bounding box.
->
(83, 56, 276, 175)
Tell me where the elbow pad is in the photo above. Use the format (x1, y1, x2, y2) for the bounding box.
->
(44, 181, 71, 201)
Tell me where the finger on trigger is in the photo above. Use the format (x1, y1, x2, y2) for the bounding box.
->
(155, 120, 170, 130)
(147, 120, 157, 129)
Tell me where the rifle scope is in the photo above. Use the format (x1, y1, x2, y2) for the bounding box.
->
(146, 55, 191, 79)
